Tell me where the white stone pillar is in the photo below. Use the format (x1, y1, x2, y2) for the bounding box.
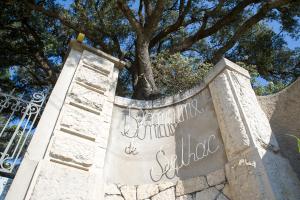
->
(208, 58, 300, 200)
(6, 41, 125, 200)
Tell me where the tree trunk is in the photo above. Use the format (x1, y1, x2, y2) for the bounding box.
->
(132, 37, 159, 100)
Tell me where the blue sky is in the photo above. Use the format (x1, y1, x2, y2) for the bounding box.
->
(268, 20, 300, 50)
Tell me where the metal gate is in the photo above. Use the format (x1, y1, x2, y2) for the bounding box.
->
(0, 89, 47, 177)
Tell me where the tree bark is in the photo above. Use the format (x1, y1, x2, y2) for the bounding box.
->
(117, 0, 164, 100)
(133, 37, 159, 99)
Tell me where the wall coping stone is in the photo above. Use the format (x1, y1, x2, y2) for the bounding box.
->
(114, 58, 250, 109)
(70, 40, 126, 69)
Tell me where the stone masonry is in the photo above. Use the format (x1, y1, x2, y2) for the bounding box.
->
(5, 42, 300, 200)
(27, 47, 123, 200)
(5, 41, 125, 200)
(104, 168, 231, 200)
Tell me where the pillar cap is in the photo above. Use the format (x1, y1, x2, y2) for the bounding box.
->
(69, 40, 126, 69)
(204, 58, 250, 85)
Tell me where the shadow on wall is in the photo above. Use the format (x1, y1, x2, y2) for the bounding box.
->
(258, 78, 300, 179)
(0, 177, 12, 200)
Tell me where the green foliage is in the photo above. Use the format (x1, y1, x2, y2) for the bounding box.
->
(227, 24, 300, 83)
(152, 53, 212, 96)
(150, 57, 290, 97)
(254, 81, 287, 96)
(286, 134, 300, 153)
(0, 1, 74, 92)
(0, 0, 299, 97)
(235, 62, 288, 95)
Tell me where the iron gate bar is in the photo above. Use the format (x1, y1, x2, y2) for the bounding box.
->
(0, 90, 47, 176)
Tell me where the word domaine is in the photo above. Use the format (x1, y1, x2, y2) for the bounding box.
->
(121, 99, 210, 140)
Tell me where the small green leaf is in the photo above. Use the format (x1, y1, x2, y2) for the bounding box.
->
(286, 134, 300, 153)
(297, 137, 300, 153)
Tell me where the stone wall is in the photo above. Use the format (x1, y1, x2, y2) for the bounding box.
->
(258, 78, 300, 179)
(105, 88, 227, 185)
(27, 47, 122, 200)
(5, 41, 125, 200)
(104, 59, 300, 199)
(4, 42, 300, 200)
(104, 168, 232, 200)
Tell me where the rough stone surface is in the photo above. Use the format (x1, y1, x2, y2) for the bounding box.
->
(176, 176, 208, 196)
(30, 162, 90, 200)
(10, 46, 121, 200)
(215, 184, 225, 191)
(120, 185, 136, 200)
(50, 132, 95, 167)
(258, 78, 300, 179)
(94, 144, 107, 168)
(69, 83, 105, 110)
(230, 71, 279, 151)
(225, 148, 276, 199)
(209, 71, 250, 159)
(152, 187, 175, 200)
(206, 169, 225, 186)
(158, 181, 176, 191)
(105, 184, 121, 195)
(229, 71, 300, 199)
(216, 193, 229, 200)
(175, 194, 193, 200)
(222, 184, 232, 199)
(137, 184, 159, 199)
(195, 187, 219, 200)
(105, 195, 125, 200)
(81, 50, 114, 74)
(105, 180, 232, 200)
(60, 105, 102, 139)
(101, 101, 114, 123)
(76, 65, 109, 91)
(209, 69, 300, 200)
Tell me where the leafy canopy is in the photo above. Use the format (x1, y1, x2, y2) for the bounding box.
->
(0, 0, 299, 97)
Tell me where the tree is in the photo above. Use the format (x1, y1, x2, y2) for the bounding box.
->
(0, 1, 73, 92)
(1, 0, 300, 99)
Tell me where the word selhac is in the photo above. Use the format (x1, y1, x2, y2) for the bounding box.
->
(150, 134, 219, 182)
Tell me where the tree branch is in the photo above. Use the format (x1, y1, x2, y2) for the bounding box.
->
(117, 0, 143, 35)
(144, 0, 152, 19)
(20, 21, 57, 83)
(138, 0, 145, 25)
(149, 0, 191, 48)
(169, 0, 260, 53)
(144, 0, 165, 38)
(25, 65, 49, 86)
(25, 1, 112, 53)
(211, 0, 293, 63)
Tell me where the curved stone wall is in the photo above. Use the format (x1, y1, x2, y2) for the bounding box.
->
(105, 87, 227, 185)
(258, 78, 300, 179)
(104, 84, 231, 200)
